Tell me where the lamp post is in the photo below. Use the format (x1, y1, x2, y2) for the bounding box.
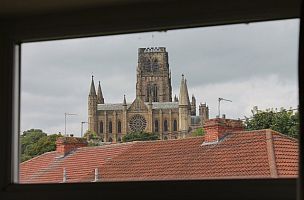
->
(218, 98, 232, 117)
(81, 121, 88, 137)
(64, 113, 77, 136)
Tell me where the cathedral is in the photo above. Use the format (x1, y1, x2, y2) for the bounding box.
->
(88, 47, 209, 142)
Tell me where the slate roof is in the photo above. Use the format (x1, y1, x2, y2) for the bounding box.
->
(149, 102, 179, 109)
(97, 103, 131, 110)
(20, 129, 298, 183)
(97, 102, 178, 111)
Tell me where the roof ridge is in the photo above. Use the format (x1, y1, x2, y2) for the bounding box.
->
(265, 130, 278, 178)
(133, 136, 204, 144)
(20, 151, 57, 165)
(77, 137, 205, 149)
(265, 129, 299, 142)
(229, 129, 268, 134)
(76, 141, 136, 150)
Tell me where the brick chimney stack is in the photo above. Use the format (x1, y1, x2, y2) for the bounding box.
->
(203, 117, 244, 144)
(56, 136, 88, 156)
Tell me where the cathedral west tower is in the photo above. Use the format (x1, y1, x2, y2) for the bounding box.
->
(136, 47, 172, 102)
(88, 47, 209, 142)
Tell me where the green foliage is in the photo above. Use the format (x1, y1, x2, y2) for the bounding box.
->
(245, 107, 299, 139)
(192, 128, 205, 137)
(83, 130, 99, 140)
(84, 130, 104, 146)
(122, 132, 160, 142)
(20, 129, 62, 162)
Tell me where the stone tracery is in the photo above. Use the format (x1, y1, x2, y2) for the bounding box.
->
(129, 114, 147, 132)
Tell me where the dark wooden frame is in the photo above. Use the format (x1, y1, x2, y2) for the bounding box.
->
(0, 0, 302, 199)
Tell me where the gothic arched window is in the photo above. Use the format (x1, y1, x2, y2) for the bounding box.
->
(154, 120, 159, 132)
(153, 84, 158, 102)
(173, 120, 177, 131)
(152, 58, 159, 72)
(164, 120, 168, 132)
(100, 121, 103, 133)
(118, 121, 122, 133)
(109, 121, 112, 133)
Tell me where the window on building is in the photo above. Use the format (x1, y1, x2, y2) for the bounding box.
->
(164, 120, 168, 132)
(146, 84, 151, 101)
(117, 121, 122, 133)
(109, 121, 112, 133)
(100, 121, 103, 133)
(154, 120, 159, 133)
(173, 120, 177, 131)
(153, 84, 158, 102)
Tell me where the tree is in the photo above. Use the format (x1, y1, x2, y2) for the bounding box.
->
(192, 127, 205, 137)
(20, 129, 46, 155)
(122, 132, 160, 142)
(245, 107, 299, 139)
(20, 129, 62, 162)
(83, 130, 99, 140)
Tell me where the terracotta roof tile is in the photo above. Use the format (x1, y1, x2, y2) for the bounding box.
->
(20, 129, 298, 183)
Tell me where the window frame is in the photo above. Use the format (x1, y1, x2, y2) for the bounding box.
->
(0, 0, 302, 200)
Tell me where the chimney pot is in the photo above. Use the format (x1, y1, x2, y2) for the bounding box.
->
(222, 114, 226, 119)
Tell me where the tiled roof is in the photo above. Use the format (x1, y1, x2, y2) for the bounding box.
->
(19, 129, 298, 183)
(272, 132, 298, 177)
(20, 142, 134, 183)
(97, 102, 178, 111)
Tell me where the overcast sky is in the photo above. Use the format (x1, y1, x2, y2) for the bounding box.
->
(21, 19, 299, 136)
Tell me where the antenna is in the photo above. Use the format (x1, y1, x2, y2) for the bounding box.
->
(218, 97, 232, 117)
(81, 121, 88, 137)
(64, 113, 77, 136)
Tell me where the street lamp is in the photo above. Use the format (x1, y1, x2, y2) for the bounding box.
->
(81, 121, 88, 137)
(218, 97, 232, 117)
(64, 113, 77, 136)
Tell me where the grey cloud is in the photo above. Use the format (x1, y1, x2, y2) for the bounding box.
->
(21, 19, 299, 135)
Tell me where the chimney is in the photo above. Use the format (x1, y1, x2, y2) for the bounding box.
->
(203, 118, 244, 145)
(56, 136, 88, 156)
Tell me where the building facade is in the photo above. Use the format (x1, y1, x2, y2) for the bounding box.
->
(88, 47, 209, 142)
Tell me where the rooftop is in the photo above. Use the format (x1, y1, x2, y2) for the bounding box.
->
(20, 129, 298, 183)
(97, 102, 178, 111)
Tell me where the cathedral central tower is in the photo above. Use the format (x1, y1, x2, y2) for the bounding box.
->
(136, 47, 172, 102)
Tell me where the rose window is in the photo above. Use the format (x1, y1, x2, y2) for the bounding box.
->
(129, 114, 147, 132)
